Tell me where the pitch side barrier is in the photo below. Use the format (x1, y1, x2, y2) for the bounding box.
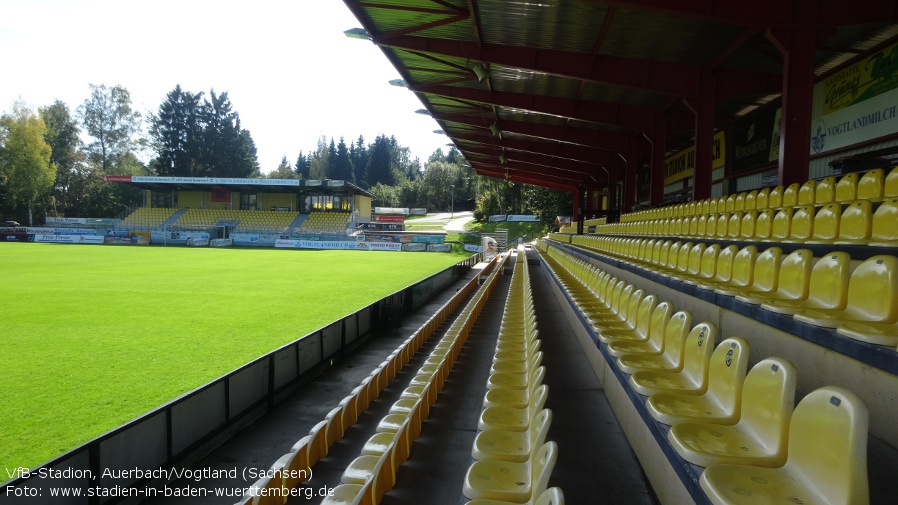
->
(0, 254, 481, 505)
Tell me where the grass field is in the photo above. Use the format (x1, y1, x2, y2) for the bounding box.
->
(0, 243, 471, 472)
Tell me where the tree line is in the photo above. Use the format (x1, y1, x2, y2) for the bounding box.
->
(1, 83, 571, 226)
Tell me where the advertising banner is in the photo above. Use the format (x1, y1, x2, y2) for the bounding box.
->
(103, 175, 132, 183)
(464, 244, 482, 253)
(129, 176, 300, 186)
(811, 41, 898, 154)
(35, 234, 104, 244)
(488, 215, 507, 222)
(187, 237, 210, 246)
(412, 235, 445, 243)
(211, 188, 231, 202)
(427, 243, 452, 252)
(45, 217, 87, 225)
(732, 106, 781, 173)
(403, 243, 426, 252)
(210, 239, 233, 247)
(409, 208, 427, 215)
(374, 215, 406, 223)
(663, 130, 726, 184)
(326, 180, 345, 187)
(374, 207, 409, 215)
(507, 215, 540, 222)
(368, 242, 402, 252)
(482, 237, 498, 261)
(304, 180, 322, 187)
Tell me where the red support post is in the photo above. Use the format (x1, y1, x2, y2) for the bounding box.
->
(650, 129, 666, 207)
(689, 96, 716, 200)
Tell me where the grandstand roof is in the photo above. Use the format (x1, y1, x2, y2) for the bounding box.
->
(342, 0, 898, 192)
(104, 175, 374, 197)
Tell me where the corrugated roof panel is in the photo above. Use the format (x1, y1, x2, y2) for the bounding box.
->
(477, 0, 611, 52)
(489, 66, 581, 99)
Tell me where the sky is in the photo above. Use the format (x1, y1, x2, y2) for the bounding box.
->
(0, 0, 448, 173)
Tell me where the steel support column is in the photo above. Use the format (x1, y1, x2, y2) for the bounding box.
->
(650, 130, 666, 206)
(768, 25, 818, 187)
(690, 96, 716, 200)
(623, 136, 638, 212)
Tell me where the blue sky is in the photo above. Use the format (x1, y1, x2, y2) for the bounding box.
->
(0, 0, 447, 172)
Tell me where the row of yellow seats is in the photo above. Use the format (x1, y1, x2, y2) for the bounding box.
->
(320, 252, 509, 505)
(539, 244, 870, 505)
(579, 235, 898, 347)
(594, 197, 898, 246)
(621, 166, 898, 223)
(235, 259, 489, 505)
(463, 248, 564, 505)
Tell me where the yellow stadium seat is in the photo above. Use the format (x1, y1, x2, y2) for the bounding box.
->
(743, 190, 758, 210)
(785, 205, 814, 242)
(616, 310, 693, 375)
(807, 202, 841, 243)
(629, 322, 718, 397)
(723, 247, 781, 299)
(696, 245, 739, 291)
(885, 166, 898, 198)
(684, 243, 720, 287)
(599, 296, 663, 347)
(739, 210, 757, 239)
(869, 197, 898, 247)
(705, 214, 718, 239)
(835, 199, 873, 245)
(700, 386, 869, 505)
(756, 187, 771, 209)
(463, 441, 557, 503)
(306, 420, 328, 467)
(724, 194, 736, 212)
(767, 207, 793, 242)
(794, 255, 898, 328)
(645, 337, 750, 426)
(733, 193, 746, 211)
(727, 211, 742, 238)
(606, 301, 675, 356)
(712, 246, 759, 297)
(857, 168, 885, 201)
(754, 209, 773, 240)
(737, 249, 813, 305)
(835, 172, 859, 202)
(715, 213, 729, 238)
(695, 214, 708, 237)
(672, 243, 706, 283)
(668, 357, 797, 468)
(815, 176, 836, 203)
(472, 409, 551, 463)
(761, 251, 851, 315)
(479, 385, 548, 433)
(797, 180, 816, 205)
(781, 183, 800, 207)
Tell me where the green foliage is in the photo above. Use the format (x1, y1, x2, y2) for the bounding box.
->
(0, 102, 57, 224)
(465, 219, 548, 242)
(78, 84, 141, 174)
(149, 86, 259, 178)
(0, 243, 469, 470)
(269, 156, 298, 179)
(39, 101, 85, 217)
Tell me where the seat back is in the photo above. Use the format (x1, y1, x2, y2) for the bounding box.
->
(679, 322, 719, 392)
(674, 242, 693, 274)
(634, 301, 674, 352)
(782, 183, 800, 207)
(811, 203, 841, 242)
(705, 337, 750, 419)
(756, 187, 771, 209)
(530, 442, 559, 505)
(715, 213, 728, 237)
(815, 176, 835, 203)
(696, 243, 720, 281)
(534, 487, 565, 505)
(837, 199, 873, 242)
(656, 241, 671, 267)
(728, 246, 758, 289)
(774, 249, 813, 301)
(727, 211, 743, 238)
(705, 214, 718, 238)
(789, 205, 814, 242)
(529, 409, 553, 449)
(806, 252, 852, 310)
(885, 166, 898, 198)
(712, 245, 740, 284)
(725, 194, 736, 212)
(738, 357, 797, 466)
(743, 190, 758, 210)
(687, 216, 699, 237)
(835, 172, 858, 202)
(752, 247, 783, 293)
(621, 288, 645, 328)
(696, 214, 708, 237)
(857, 168, 884, 201)
(770, 207, 793, 241)
(768, 185, 784, 208)
(844, 255, 898, 322)
(685, 243, 706, 277)
(797, 180, 816, 205)
(734, 192, 746, 211)
(754, 209, 773, 239)
(871, 197, 898, 243)
(783, 387, 869, 505)
(740, 210, 757, 239)
(307, 420, 329, 466)
(659, 310, 694, 368)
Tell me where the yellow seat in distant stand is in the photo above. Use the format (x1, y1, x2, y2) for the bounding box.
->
(668, 357, 797, 468)
(700, 386, 869, 505)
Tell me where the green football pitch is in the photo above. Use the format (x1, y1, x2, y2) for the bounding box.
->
(0, 243, 472, 472)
